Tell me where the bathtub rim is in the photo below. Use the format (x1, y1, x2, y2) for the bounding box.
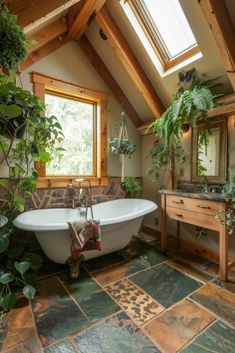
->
(13, 198, 158, 232)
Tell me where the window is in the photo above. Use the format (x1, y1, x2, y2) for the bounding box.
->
(127, 0, 200, 70)
(45, 93, 96, 176)
(31, 72, 108, 188)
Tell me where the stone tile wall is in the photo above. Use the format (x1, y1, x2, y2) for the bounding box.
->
(26, 177, 142, 210)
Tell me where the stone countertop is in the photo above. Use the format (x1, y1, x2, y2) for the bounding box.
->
(159, 189, 226, 202)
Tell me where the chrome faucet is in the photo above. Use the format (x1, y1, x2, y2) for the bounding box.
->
(201, 176, 210, 193)
(67, 182, 78, 209)
(72, 178, 94, 218)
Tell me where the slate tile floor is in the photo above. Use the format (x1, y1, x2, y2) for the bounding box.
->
(1, 235, 235, 353)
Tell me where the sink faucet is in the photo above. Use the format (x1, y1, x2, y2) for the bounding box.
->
(201, 176, 210, 193)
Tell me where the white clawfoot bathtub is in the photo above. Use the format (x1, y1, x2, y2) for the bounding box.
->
(14, 199, 157, 264)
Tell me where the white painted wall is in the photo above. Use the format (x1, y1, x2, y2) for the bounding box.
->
(1, 41, 141, 178)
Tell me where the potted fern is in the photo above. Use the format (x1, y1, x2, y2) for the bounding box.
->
(148, 69, 220, 186)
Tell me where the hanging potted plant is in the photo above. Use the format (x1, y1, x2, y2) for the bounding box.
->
(109, 112, 136, 156)
(109, 112, 136, 181)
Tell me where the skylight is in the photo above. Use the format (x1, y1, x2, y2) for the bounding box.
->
(123, 0, 201, 72)
(141, 0, 197, 58)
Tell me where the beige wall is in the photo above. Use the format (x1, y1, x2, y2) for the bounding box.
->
(1, 41, 141, 178)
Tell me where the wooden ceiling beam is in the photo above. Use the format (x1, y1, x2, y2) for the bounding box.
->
(96, 5, 165, 118)
(78, 35, 142, 127)
(67, 0, 107, 40)
(20, 37, 70, 71)
(199, 0, 235, 91)
(6, 0, 81, 34)
(27, 18, 68, 54)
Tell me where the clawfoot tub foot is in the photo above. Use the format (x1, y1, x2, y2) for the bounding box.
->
(66, 254, 85, 279)
(122, 235, 139, 260)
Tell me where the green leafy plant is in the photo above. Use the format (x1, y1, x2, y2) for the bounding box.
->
(0, 6, 28, 75)
(109, 113, 136, 157)
(0, 81, 64, 310)
(148, 69, 220, 181)
(216, 176, 235, 235)
(147, 140, 186, 179)
(121, 177, 142, 198)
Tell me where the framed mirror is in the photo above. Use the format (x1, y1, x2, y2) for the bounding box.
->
(191, 116, 227, 183)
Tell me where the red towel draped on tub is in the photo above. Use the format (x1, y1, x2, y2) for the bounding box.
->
(67, 219, 101, 256)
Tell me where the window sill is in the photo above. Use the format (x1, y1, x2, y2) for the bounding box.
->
(36, 177, 110, 188)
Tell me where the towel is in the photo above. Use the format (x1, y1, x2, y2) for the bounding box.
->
(68, 219, 101, 256)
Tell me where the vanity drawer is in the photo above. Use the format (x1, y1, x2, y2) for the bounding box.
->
(166, 206, 219, 231)
(166, 195, 219, 215)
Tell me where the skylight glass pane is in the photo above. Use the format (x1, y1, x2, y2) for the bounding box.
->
(142, 0, 197, 58)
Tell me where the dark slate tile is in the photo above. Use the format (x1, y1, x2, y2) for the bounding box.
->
(190, 283, 235, 327)
(45, 339, 77, 353)
(60, 270, 120, 323)
(73, 312, 161, 353)
(2, 338, 43, 353)
(131, 263, 201, 308)
(31, 276, 89, 346)
(180, 320, 235, 353)
(169, 259, 214, 283)
(84, 251, 125, 272)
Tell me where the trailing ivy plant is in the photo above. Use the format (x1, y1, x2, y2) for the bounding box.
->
(215, 176, 235, 236)
(0, 5, 28, 75)
(148, 69, 221, 181)
(0, 78, 64, 310)
(122, 177, 142, 198)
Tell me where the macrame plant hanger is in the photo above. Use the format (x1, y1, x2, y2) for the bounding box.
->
(118, 115, 128, 182)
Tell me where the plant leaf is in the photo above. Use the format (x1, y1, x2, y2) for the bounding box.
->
(0, 292, 17, 311)
(0, 104, 22, 118)
(0, 272, 15, 284)
(14, 261, 30, 275)
(0, 237, 9, 253)
(23, 284, 36, 299)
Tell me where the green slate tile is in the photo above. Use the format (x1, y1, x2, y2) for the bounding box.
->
(131, 263, 201, 308)
(31, 277, 89, 346)
(45, 339, 77, 353)
(60, 269, 120, 323)
(74, 312, 161, 353)
(181, 320, 235, 353)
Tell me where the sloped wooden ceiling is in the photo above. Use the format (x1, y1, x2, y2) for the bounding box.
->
(5, 0, 235, 127)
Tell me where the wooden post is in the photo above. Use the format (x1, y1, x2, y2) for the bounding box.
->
(161, 194, 167, 252)
(219, 202, 228, 281)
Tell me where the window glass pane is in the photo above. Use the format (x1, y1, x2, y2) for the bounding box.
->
(45, 93, 94, 176)
(142, 0, 197, 58)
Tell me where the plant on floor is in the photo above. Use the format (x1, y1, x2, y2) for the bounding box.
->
(216, 175, 235, 235)
(147, 69, 221, 183)
(121, 176, 142, 198)
(0, 7, 64, 312)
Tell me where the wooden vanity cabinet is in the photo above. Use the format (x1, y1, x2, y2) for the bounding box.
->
(161, 193, 228, 281)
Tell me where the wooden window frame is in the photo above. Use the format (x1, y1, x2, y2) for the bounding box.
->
(128, 0, 201, 71)
(31, 72, 108, 188)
